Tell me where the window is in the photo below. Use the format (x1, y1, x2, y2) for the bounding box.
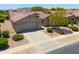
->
(71, 18, 74, 20)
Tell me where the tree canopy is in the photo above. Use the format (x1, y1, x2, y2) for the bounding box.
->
(49, 11, 70, 27)
(31, 6, 50, 13)
(32, 6, 44, 11)
(51, 7, 66, 11)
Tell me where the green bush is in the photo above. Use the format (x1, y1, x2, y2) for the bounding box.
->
(2, 30, 9, 38)
(47, 27, 53, 33)
(0, 38, 8, 48)
(0, 18, 4, 23)
(0, 30, 1, 37)
(68, 26, 78, 31)
(52, 26, 56, 29)
(12, 34, 24, 41)
(58, 31, 65, 35)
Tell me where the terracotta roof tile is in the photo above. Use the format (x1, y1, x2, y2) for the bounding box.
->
(9, 12, 50, 22)
(66, 10, 79, 17)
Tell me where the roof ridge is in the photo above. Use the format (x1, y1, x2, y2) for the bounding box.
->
(10, 12, 50, 22)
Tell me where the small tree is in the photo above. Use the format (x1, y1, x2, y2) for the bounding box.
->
(49, 11, 70, 29)
(2, 30, 9, 38)
(0, 18, 4, 23)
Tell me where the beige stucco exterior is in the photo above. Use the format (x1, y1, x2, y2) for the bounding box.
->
(11, 13, 49, 33)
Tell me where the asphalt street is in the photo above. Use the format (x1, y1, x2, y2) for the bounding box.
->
(47, 42, 79, 54)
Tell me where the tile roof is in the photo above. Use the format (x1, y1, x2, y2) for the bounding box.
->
(9, 12, 50, 22)
(66, 10, 79, 17)
(50, 10, 79, 17)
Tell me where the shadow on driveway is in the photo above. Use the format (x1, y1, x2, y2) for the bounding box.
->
(17, 28, 43, 34)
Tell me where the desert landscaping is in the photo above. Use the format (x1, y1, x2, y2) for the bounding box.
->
(0, 6, 79, 54)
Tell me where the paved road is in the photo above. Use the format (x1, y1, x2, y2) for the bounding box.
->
(47, 42, 79, 54)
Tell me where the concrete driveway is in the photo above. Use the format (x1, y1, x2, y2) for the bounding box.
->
(1, 31, 79, 54)
(0, 30, 59, 54)
(21, 31, 79, 54)
(23, 30, 53, 42)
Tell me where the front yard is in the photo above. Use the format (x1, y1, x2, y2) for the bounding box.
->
(42, 25, 79, 38)
(0, 20, 29, 51)
(0, 17, 79, 51)
(8, 36, 29, 48)
(69, 24, 79, 29)
(43, 29, 60, 37)
(1, 20, 79, 51)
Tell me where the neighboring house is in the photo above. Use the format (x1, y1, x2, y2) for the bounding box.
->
(66, 11, 79, 24)
(9, 12, 50, 33)
(50, 10, 79, 25)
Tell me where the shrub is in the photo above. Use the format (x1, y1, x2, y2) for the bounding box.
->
(58, 31, 65, 35)
(68, 26, 78, 31)
(2, 30, 9, 38)
(0, 38, 8, 48)
(0, 18, 4, 23)
(52, 26, 56, 29)
(12, 34, 24, 41)
(0, 30, 1, 37)
(47, 27, 53, 33)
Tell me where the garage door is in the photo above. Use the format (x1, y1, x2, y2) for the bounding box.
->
(22, 22, 37, 31)
(16, 21, 39, 33)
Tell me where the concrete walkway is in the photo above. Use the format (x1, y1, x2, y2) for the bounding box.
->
(1, 31, 79, 54)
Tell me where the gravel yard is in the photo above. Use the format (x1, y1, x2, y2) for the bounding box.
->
(0, 20, 29, 50)
(8, 37, 29, 48)
(42, 26, 73, 38)
(43, 30, 60, 38)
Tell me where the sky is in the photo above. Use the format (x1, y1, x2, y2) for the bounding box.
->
(0, 4, 79, 10)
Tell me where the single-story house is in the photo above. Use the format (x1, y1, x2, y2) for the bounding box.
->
(66, 10, 79, 24)
(50, 10, 79, 25)
(9, 12, 50, 33)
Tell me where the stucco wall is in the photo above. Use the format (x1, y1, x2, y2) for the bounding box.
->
(12, 13, 49, 33)
(41, 18, 49, 27)
(13, 14, 42, 33)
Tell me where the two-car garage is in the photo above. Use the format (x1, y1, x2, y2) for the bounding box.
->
(10, 12, 50, 33)
(15, 21, 40, 33)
